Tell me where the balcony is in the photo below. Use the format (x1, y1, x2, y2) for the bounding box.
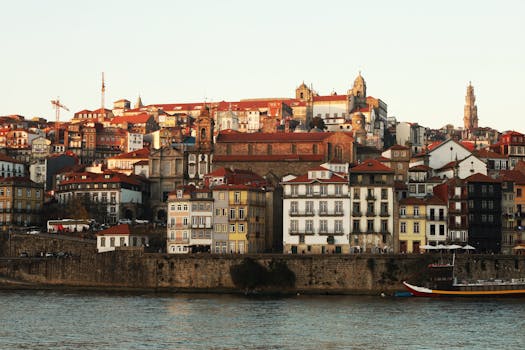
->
(289, 210, 315, 217)
(167, 238, 189, 244)
(379, 211, 389, 217)
(366, 211, 376, 217)
(427, 216, 447, 221)
(318, 230, 345, 236)
(289, 229, 315, 236)
(318, 210, 345, 217)
(351, 228, 361, 234)
(366, 195, 376, 200)
(352, 211, 362, 216)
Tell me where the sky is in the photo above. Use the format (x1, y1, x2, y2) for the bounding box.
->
(1, 0, 524, 131)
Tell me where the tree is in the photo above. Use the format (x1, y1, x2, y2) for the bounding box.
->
(309, 116, 327, 130)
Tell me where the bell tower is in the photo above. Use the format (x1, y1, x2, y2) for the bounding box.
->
(463, 82, 478, 130)
(195, 105, 214, 152)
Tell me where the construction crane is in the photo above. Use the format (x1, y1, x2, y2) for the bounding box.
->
(51, 98, 69, 145)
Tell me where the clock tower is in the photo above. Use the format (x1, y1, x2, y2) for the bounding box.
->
(351, 112, 366, 143)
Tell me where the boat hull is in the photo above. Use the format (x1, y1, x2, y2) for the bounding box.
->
(403, 281, 525, 297)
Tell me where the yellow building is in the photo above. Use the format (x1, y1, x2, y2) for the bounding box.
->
(398, 197, 427, 253)
(215, 184, 266, 254)
(0, 177, 44, 231)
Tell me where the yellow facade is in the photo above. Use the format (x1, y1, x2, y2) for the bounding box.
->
(227, 187, 266, 253)
(399, 200, 426, 253)
(0, 178, 44, 231)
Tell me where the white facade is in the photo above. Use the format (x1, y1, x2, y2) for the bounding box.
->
(0, 159, 25, 178)
(428, 139, 472, 170)
(282, 167, 351, 254)
(313, 99, 348, 128)
(167, 193, 191, 254)
(97, 234, 149, 253)
(435, 155, 487, 180)
(127, 133, 144, 152)
(247, 110, 261, 132)
(425, 204, 448, 245)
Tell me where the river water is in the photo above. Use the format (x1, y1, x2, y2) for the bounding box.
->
(0, 290, 524, 350)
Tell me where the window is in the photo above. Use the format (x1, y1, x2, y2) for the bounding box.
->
(488, 201, 494, 209)
(229, 224, 236, 232)
(320, 185, 328, 196)
(234, 192, 241, 204)
(291, 186, 298, 196)
(238, 224, 245, 232)
(110, 237, 115, 247)
(353, 202, 360, 215)
(400, 222, 406, 233)
(229, 209, 236, 220)
(306, 186, 313, 196)
(367, 220, 374, 232)
(305, 220, 314, 233)
(400, 207, 406, 216)
(439, 225, 445, 236)
(518, 188, 522, 197)
(290, 201, 298, 213)
(381, 189, 387, 200)
(414, 222, 420, 233)
(381, 220, 388, 233)
(319, 220, 328, 233)
(101, 237, 106, 247)
(120, 237, 125, 246)
(413, 206, 420, 217)
(335, 220, 343, 233)
(306, 201, 314, 214)
(430, 224, 436, 235)
(291, 144, 297, 154)
(352, 220, 360, 232)
(290, 220, 298, 232)
(335, 185, 342, 196)
(335, 201, 343, 214)
(319, 201, 328, 214)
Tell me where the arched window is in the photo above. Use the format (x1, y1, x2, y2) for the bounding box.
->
(200, 128, 206, 139)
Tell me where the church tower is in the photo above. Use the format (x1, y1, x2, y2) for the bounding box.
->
(189, 104, 214, 183)
(295, 82, 313, 102)
(351, 112, 367, 144)
(463, 82, 478, 130)
(348, 72, 367, 113)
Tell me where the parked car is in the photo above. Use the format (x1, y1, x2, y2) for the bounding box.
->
(45, 252, 54, 257)
(134, 219, 149, 224)
(26, 230, 40, 235)
(118, 219, 132, 225)
(19, 252, 29, 257)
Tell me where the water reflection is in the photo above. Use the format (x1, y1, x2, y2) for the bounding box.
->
(1, 291, 525, 349)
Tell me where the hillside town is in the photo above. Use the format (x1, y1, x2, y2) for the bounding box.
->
(1, 73, 524, 256)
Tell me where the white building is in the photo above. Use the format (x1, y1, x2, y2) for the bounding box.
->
(96, 224, 149, 253)
(167, 186, 192, 254)
(0, 153, 25, 177)
(434, 154, 487, 180)
(425, 196, 448, 246)
(282, 164, 350, 254)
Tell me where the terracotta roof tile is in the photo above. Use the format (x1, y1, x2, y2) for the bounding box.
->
(96, 224, 130, 236)
(464, 173, 501, 183)
(350, 159, 394, 173)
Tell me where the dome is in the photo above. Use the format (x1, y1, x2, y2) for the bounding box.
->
(353, 72, 366, 87)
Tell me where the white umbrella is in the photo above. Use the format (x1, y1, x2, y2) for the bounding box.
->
(421, 244, 437, 250)
(436, 244, 447, 249)
(462, 244, 476, 250)
(446, 244, 462, 250)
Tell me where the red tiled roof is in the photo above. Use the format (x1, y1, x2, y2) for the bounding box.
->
(436, 161, 458, 171)
(211, 184, 266, 191)
(313, 95, 348, 102)
(465, 173, 501, 183)
(111, 113, 151, 124)
(498, 170, 525, 185)
(134, 160, 149, 166)
(283, 172, 347, 184)
(216, 131, 353, 143)
(96, 224, 130, 236)
(350, 159, 394, 173)
(399, 197, 426, 205)
(0, 153, 25, 164)
(474, 148, 508, 159)
(108, 148, 150, 160)
(388, 144, 409, 151)
(59, 171, 142, 186)
(425, 196, 447, 205)
(427, 141, 442, 151)
(213, 154, 325, 162)
(376, 156, 391, 162)
(460, 141, 476, 151)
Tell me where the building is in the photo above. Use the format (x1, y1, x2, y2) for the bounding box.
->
(424, 196, 448, 247)
(398, 197, 426, 253)
(166, 186, 192, 254)
(107, 148, 150, 176)
(381, 145, 411, 182)
(349, 159, 395, 253)
(0, 177, 44, 231)
(213, 130, 355, 180)
(490, 131, 525, 168)
(0, 154, 26, 178)
(282, 165, 350, 254)
(433, 178, 469, 245)
(96, 223, 149, 253)
(55, 171, 144, 225)
(407, 165, 442, 198)
(464, 173, 502, 253)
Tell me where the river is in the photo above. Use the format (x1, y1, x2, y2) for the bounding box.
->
(0, 290, 524, 349)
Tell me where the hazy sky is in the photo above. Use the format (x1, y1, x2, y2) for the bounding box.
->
(2, 0, 524, 130)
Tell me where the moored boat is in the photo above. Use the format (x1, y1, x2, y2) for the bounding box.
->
(403, 280, 525, 297)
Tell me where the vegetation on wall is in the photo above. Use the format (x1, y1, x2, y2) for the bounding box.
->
(230, 258, 296, 290)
